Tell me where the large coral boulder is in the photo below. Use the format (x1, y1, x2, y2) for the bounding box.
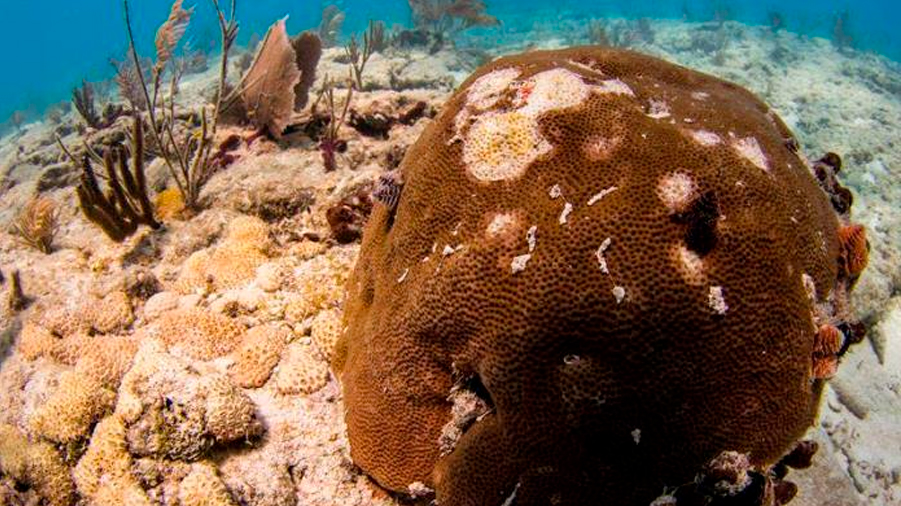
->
(337, 47, 866, 505)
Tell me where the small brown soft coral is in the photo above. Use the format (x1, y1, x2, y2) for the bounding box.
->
(837, 224, 868, 282)
(337, 47, 869, 506)
(811, 324, 842, 380)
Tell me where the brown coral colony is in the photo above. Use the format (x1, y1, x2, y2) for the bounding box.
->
(337, 47, 872, 506)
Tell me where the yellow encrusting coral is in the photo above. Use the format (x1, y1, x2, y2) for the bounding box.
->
(154, 186, 188, 221)
(115, 339, 261, 461)
(0, 424, 76, 506)
(204, 375, 262, 442)
(179, 462, 238, 506)
(275, 340, 329, 395)
(28, 371, 116, 444)
(175, 215, 273, 294)
(144, 307, 245, 360)
(229, 323, 291, 388)
(311, 307, 343, 361)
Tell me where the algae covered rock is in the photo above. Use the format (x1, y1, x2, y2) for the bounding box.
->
(337, 47, 869, 505)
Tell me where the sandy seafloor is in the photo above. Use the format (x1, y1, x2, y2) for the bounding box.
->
(0, 15, 899, 506)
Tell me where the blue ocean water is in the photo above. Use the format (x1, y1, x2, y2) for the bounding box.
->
(0, 0, 899, 129)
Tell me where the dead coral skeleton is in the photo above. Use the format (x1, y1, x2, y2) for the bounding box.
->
(11, 196, 59, 254)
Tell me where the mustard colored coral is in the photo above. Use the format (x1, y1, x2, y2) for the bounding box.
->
(179, 462, 238, 506)
(275, 340, 329, 395)
(143, 307, 245, 360)
(175, 215, 272, 293)
(311, 307, 342, 361)
(16, 321, 58, 360)
(0, 424, 76, 506)
(115, 339, 261, 460)
(204, 374, 262, 442)
(28, 371, 116, 444)
(40, 291, 134, 337)
(73, 415, 131, 499)
(230, 323, 290, 388)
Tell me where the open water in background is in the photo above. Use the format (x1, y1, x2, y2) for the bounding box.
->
(0, 0, 899, 127)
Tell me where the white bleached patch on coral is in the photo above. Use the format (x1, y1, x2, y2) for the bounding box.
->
(566, 59, 605, 77)
(501, 483, 521, 506)
(688, 129, 721, 146)
(671, 243, 706, 285)
(520, 68, 594, 115)
(526, 225, 538, 252)
(559, 202, 573, 224)
(646, 99, 671, 119)
(612, 286, 626, 303)
(801, 273, 817, 302)
(596, 237, 612, 274)
(691, 91, 710, 101)
(463, 111, 553, 181)
(466, 67, 521, 111)
(593, 78, 635, 96)
(486, 212, 520, 238)
(442, 245, 460, 256)
(631, 428, 641, 444)
(464, 68, 615, 182)
(657, 172, 697, 213)
(549, 184, 563, 199)
(397, 268, 409, 283)
(511, 254, 532, 273)
(407, 482, 434, 498)
(708, 286, 728, 314)
(587, 186, 618, 206)
(732, 137, 769, 171)
(583, 134, 621, 161)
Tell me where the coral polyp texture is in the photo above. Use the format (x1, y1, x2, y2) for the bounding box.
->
(337, 47, 869, 505)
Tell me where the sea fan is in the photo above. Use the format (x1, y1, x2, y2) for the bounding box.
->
(240, 18, 301, 138)
(155, 0, 194, 73)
